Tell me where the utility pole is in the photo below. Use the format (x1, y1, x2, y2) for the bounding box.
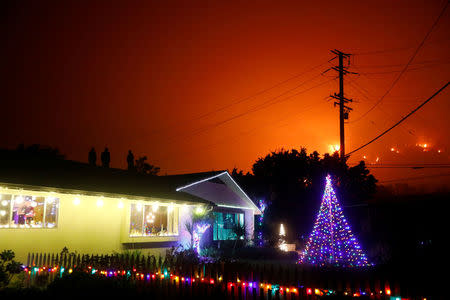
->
(329, 49, 355, 160)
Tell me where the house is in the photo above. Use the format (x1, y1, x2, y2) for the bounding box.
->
(0, 156, 260, 262)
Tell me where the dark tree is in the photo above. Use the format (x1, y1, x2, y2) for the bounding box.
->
(135, 156, 160, 175)
(231, 148, 377, 245)
(0, 144, 65, 160)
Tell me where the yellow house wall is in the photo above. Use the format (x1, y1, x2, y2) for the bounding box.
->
(0, 187, 193, 263)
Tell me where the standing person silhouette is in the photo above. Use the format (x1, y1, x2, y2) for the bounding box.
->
(127, 150, 135, 171)
(101, 147, 110, 168)
(88, 147, 97, 166)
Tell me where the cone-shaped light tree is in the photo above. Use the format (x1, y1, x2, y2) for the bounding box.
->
(299, 175, 371, 267)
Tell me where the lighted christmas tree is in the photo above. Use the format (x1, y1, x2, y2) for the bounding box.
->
(299, 175, 370, 267)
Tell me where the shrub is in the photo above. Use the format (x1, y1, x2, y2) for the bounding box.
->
(0, 250, 22, 288)
(225, 246, 298, 262)
(165, 246, 199, 265)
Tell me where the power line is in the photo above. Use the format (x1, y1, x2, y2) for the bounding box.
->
(346, 79, 417, 136)
(378, 173, 450, 184)
(166, 76, 333, 142)
(190, 61, 328, 121)
(349, 1, 449, 123)
(171, 101, 329, 159)
(346, 81, 450, 156)
(146, 60, 329, 137)
(358, 61, 450, 75)
(349, 162, 450, 169)
(156, 82, 336, 164)
(364, 166, 450, 169)
(352, 37, 450, 56)
(365, 163, 450, 166)
(355, 58, 450, 69)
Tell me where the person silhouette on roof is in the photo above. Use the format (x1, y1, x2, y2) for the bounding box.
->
(101, 147, 110, 168)
(88, 147, 97, 166)
(127, 150, 135, 171)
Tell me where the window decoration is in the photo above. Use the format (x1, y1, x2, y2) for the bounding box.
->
(129, 203, 179, 237)
(0, 193, 59, 228)
(213, 212, 244, 240)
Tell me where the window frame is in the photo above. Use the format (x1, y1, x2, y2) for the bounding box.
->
(212, 210, 245, 241)
(0, 193, 60, 229)
(128, 202, 179, 238)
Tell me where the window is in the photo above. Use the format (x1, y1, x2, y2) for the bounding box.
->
(129, 203, 179, 237)
(0, 195, 12, 228)
(213, 212, 244, 241)
(0, 194, 59, 229)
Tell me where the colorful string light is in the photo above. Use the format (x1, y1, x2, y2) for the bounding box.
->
(22, 265, 412, 299)
(299, 175, 370, 267)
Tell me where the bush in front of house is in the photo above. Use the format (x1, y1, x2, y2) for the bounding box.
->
(166, 246, 200, 265)
(0, 250, 23, 289)
(231, 246, 298, 262)
(199, 243, 298, 263)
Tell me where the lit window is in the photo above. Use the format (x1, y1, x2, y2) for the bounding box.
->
(0, 195, 12, 228)
(129, 203, 178, 237)
(45, 197, 58, 228)
(0, 193, 59, 229)
(129, 203, 144, 236)
(213, 212, 244, 240)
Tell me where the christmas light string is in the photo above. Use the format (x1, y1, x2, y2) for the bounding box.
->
(257, 199, 266, 246)
(22, 264, 402, 298)
(299, 175, 370, 267)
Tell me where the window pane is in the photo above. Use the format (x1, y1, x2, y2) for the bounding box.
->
(11, 195, 45, 228)
(168, 207, 179, 235)
(213, 212, 222, 241)
(213, 212, 245, 240)
(129, 203, 143, 236)
(239, 213, 244, 226)
(144, 205, 169, 236)
(45, 197, 59, 228)
(0, 194, 11, 228)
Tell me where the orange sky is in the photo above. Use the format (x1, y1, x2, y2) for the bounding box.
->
(1, 1, 449, 187)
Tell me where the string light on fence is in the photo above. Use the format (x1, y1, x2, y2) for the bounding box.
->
(22, 263, 410, 299)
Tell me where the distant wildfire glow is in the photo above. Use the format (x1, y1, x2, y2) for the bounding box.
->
(329, 144, 340, 153)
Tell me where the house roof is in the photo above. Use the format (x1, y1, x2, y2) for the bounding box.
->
(0, 156, 216, 205)
(0, 149, 259, 213)
(176, 171, 261, 214)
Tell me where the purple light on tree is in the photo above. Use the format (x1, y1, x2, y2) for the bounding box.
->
(299, 175, 370, 267)
(193, 224, 210, 255)
(257, 199, 266, 246)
